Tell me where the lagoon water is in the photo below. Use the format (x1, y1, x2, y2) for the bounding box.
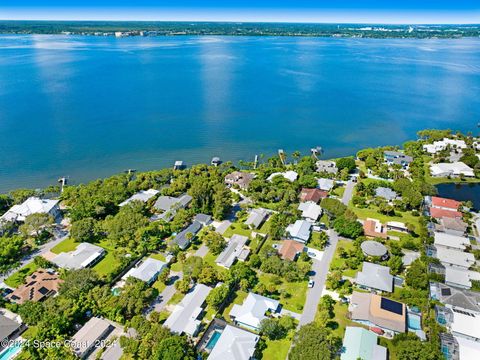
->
(1, 35, 480, 191)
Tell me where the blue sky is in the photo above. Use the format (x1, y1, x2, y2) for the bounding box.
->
(1, 1, 479, 24)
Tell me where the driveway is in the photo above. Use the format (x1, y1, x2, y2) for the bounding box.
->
(341, 180, 355, 205)
(298, 229, 339, 326)
(146, 271, 183, 316)
(0, 227, 69, 286)
(195, 244, 209, 258)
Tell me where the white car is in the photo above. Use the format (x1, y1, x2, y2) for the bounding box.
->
(308, 280, 315, 288)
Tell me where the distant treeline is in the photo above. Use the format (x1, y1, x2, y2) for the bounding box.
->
(0, 21, 479, 38)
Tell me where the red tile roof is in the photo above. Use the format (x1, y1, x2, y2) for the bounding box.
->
(431, 196, 461, 211)
(430, 207, 462, 219)
(299, 188, 328, 203)
(363, 219, 387, 239)
(279, 240, 305, 261)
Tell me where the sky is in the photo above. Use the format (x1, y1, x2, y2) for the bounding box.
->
(1, 1, 479, 24)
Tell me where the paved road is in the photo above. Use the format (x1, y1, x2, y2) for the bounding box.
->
(0, 228, 69, 286)
(341, 180, 355, 205)
(298, 229, 339, 326)
(146, 271, 183, 316)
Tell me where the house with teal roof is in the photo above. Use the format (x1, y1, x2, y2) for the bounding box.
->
(341, 327, 387, 360)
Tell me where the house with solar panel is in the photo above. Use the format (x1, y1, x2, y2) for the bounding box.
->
(349, 292, 407, 336)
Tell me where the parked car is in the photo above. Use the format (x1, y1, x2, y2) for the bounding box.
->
(308, 279, 315, 288)
(272, 243, 279, 249)
(307, 251, 316, 258)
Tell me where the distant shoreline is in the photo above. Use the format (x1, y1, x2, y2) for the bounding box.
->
(0, 20, 479, 39)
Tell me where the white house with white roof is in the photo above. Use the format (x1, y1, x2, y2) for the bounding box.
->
(207, 325, 259, 360)
(423, 138, 467, 154)
(122, 257, 167, 285)
(286, 220, 312, 243)
(229, 292, 280, 332)
(445, 268, 480, 290)
(298, 201, 322, 222)
(430, 162, 474, 178)
(1, 197, 60, 223)
(119, 189, 159, 207)
(434, 232, 471, 251)
(52, 243, 105, 270)
(435, 247, 475, 270)
(267, 171, 298, 182)
(317, 178, 335, 191)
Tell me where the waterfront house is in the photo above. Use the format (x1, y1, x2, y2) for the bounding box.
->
(317, 178, 335, 191)
(423, 138, 467, 154)
(363, 219, 387, 239)
(51, 243, 105, 270)
(278, 240, 305, 261)
(299, 188, 327, 203)
(428, 196, 463, 219)
(430, 162, 474, 178)
(229, 292, 280, 332)
(1, 197, 60, 223)
(298, 201, 322, 222)
(316, 160, 338, 174)
(207, 324, 259, 360)
(71, 317, 114, 359)
(153, 194, 192, 221)
(341, 327, 387, 360)
(383, 151, 413, 168)
(171, 221, 203, 250)
(286, 220, 312, 243)
(164, 284, 212, 337)
(119, 189, 159, 207)
(244, 208, 268, 229)
(349, 292, 407, 335)
(6, 269, 62, 304)
(216, 234, 250, 269)
(356, 262, 393, 293)
(122, 257, 167, 285)
(224, 171, 255, 190)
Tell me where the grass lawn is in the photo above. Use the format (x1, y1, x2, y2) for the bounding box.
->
(223, 223, 253, 239)
(202, 251, 229, 276)
(93, 251, 119, 278)
(309, 231, 326, 251)
(150, 253, 167, 262)
(257, 273, 307, 313)
(167, 291, 185, 305)
(152, 279, 167, 293)
(257, 218, 272, 235)
(4, 262, 39, 288)
(329, 239, 357, 278)
(332, 186, 345, 198)
(170, 261, 183, 272)
(50, 237, 79, 254)
(349, 205, 422, 234)
(262, 335, 293, 360)
(222, 290, 248, 319)
(21, 326, 38, 339)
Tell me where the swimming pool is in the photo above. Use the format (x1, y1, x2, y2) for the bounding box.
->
(205, 331, 222, 351)
(408, 313, 422, 330)
(0, 343, 22, 360)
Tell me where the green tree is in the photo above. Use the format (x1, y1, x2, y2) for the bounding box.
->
(405, 259, 429, 290)
(204, 231, 226, 255)
(20, 213, 54, 237)
(289, 324, 341, 360)
(333, 216, 363, 239)
(335, 157, 356, 173)
(206, 283, 230, 310)
(70, 217, 97, 243)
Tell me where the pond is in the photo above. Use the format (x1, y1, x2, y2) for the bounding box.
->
(436, 183, 480, 210)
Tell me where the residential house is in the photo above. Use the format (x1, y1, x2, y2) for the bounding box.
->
(435, 217, 468, 237)
(299, 188, 327, 203)
(153, 194, 192, 221)
(207, 324, 259, 360)
(423, 138, 467, 154)
(317, 178, 335, 191)
(449, 308, 480, 343)
(356, 262, 393, 293)
(194, 214, 213, 226)
(430, 282, 480, 314)
(428, 196, 463, 219)
(298, 201, 322, 222)
(386, 221, 409, 233)
(349, 292, 407, 335)
(434, 232, 470, 251)
(164, 284, 212, 337)
(316, 160, 338, 174)
(122, 257, 167, 285)
(363, 219, 387, 239)
(278, 240, 305, 261)
(430, 162, 474, 178)
(52, 243, 105, 270)
(224, 171, 255, 190)
(341, 326, 387, 360)
(286, 220, 312, 243)
(119, 189, 159, 207)
(445, 268, 480, 290)
(375, 187, 398, 201)
(1, 197, 60, 223)
(230, 292, 280, 332)
(71, 317, 114, 359)
(216, 234, 250, 269)
(171, 221, 203, 250)
(267, 171, 298, 182)
(245, 208, 268, 229)
(6, 269, 62, 304)
(383, 151, 413, 168)
(0, 314, 24, 346)
(434, 247, 475, 269)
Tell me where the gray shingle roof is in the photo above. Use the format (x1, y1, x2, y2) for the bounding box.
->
(172, 221, 203, 250)
(356, 262, 393, 292)
(216, 234, 249, 269)
(0, 315, 21, 342)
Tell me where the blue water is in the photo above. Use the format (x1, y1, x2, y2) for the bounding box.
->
(205, 330, 222, 350)
(437, 183, 480, 210)
(0, 343, 22, 360)
(408, 313, 422, 330)
(1, 35, 480, 192)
